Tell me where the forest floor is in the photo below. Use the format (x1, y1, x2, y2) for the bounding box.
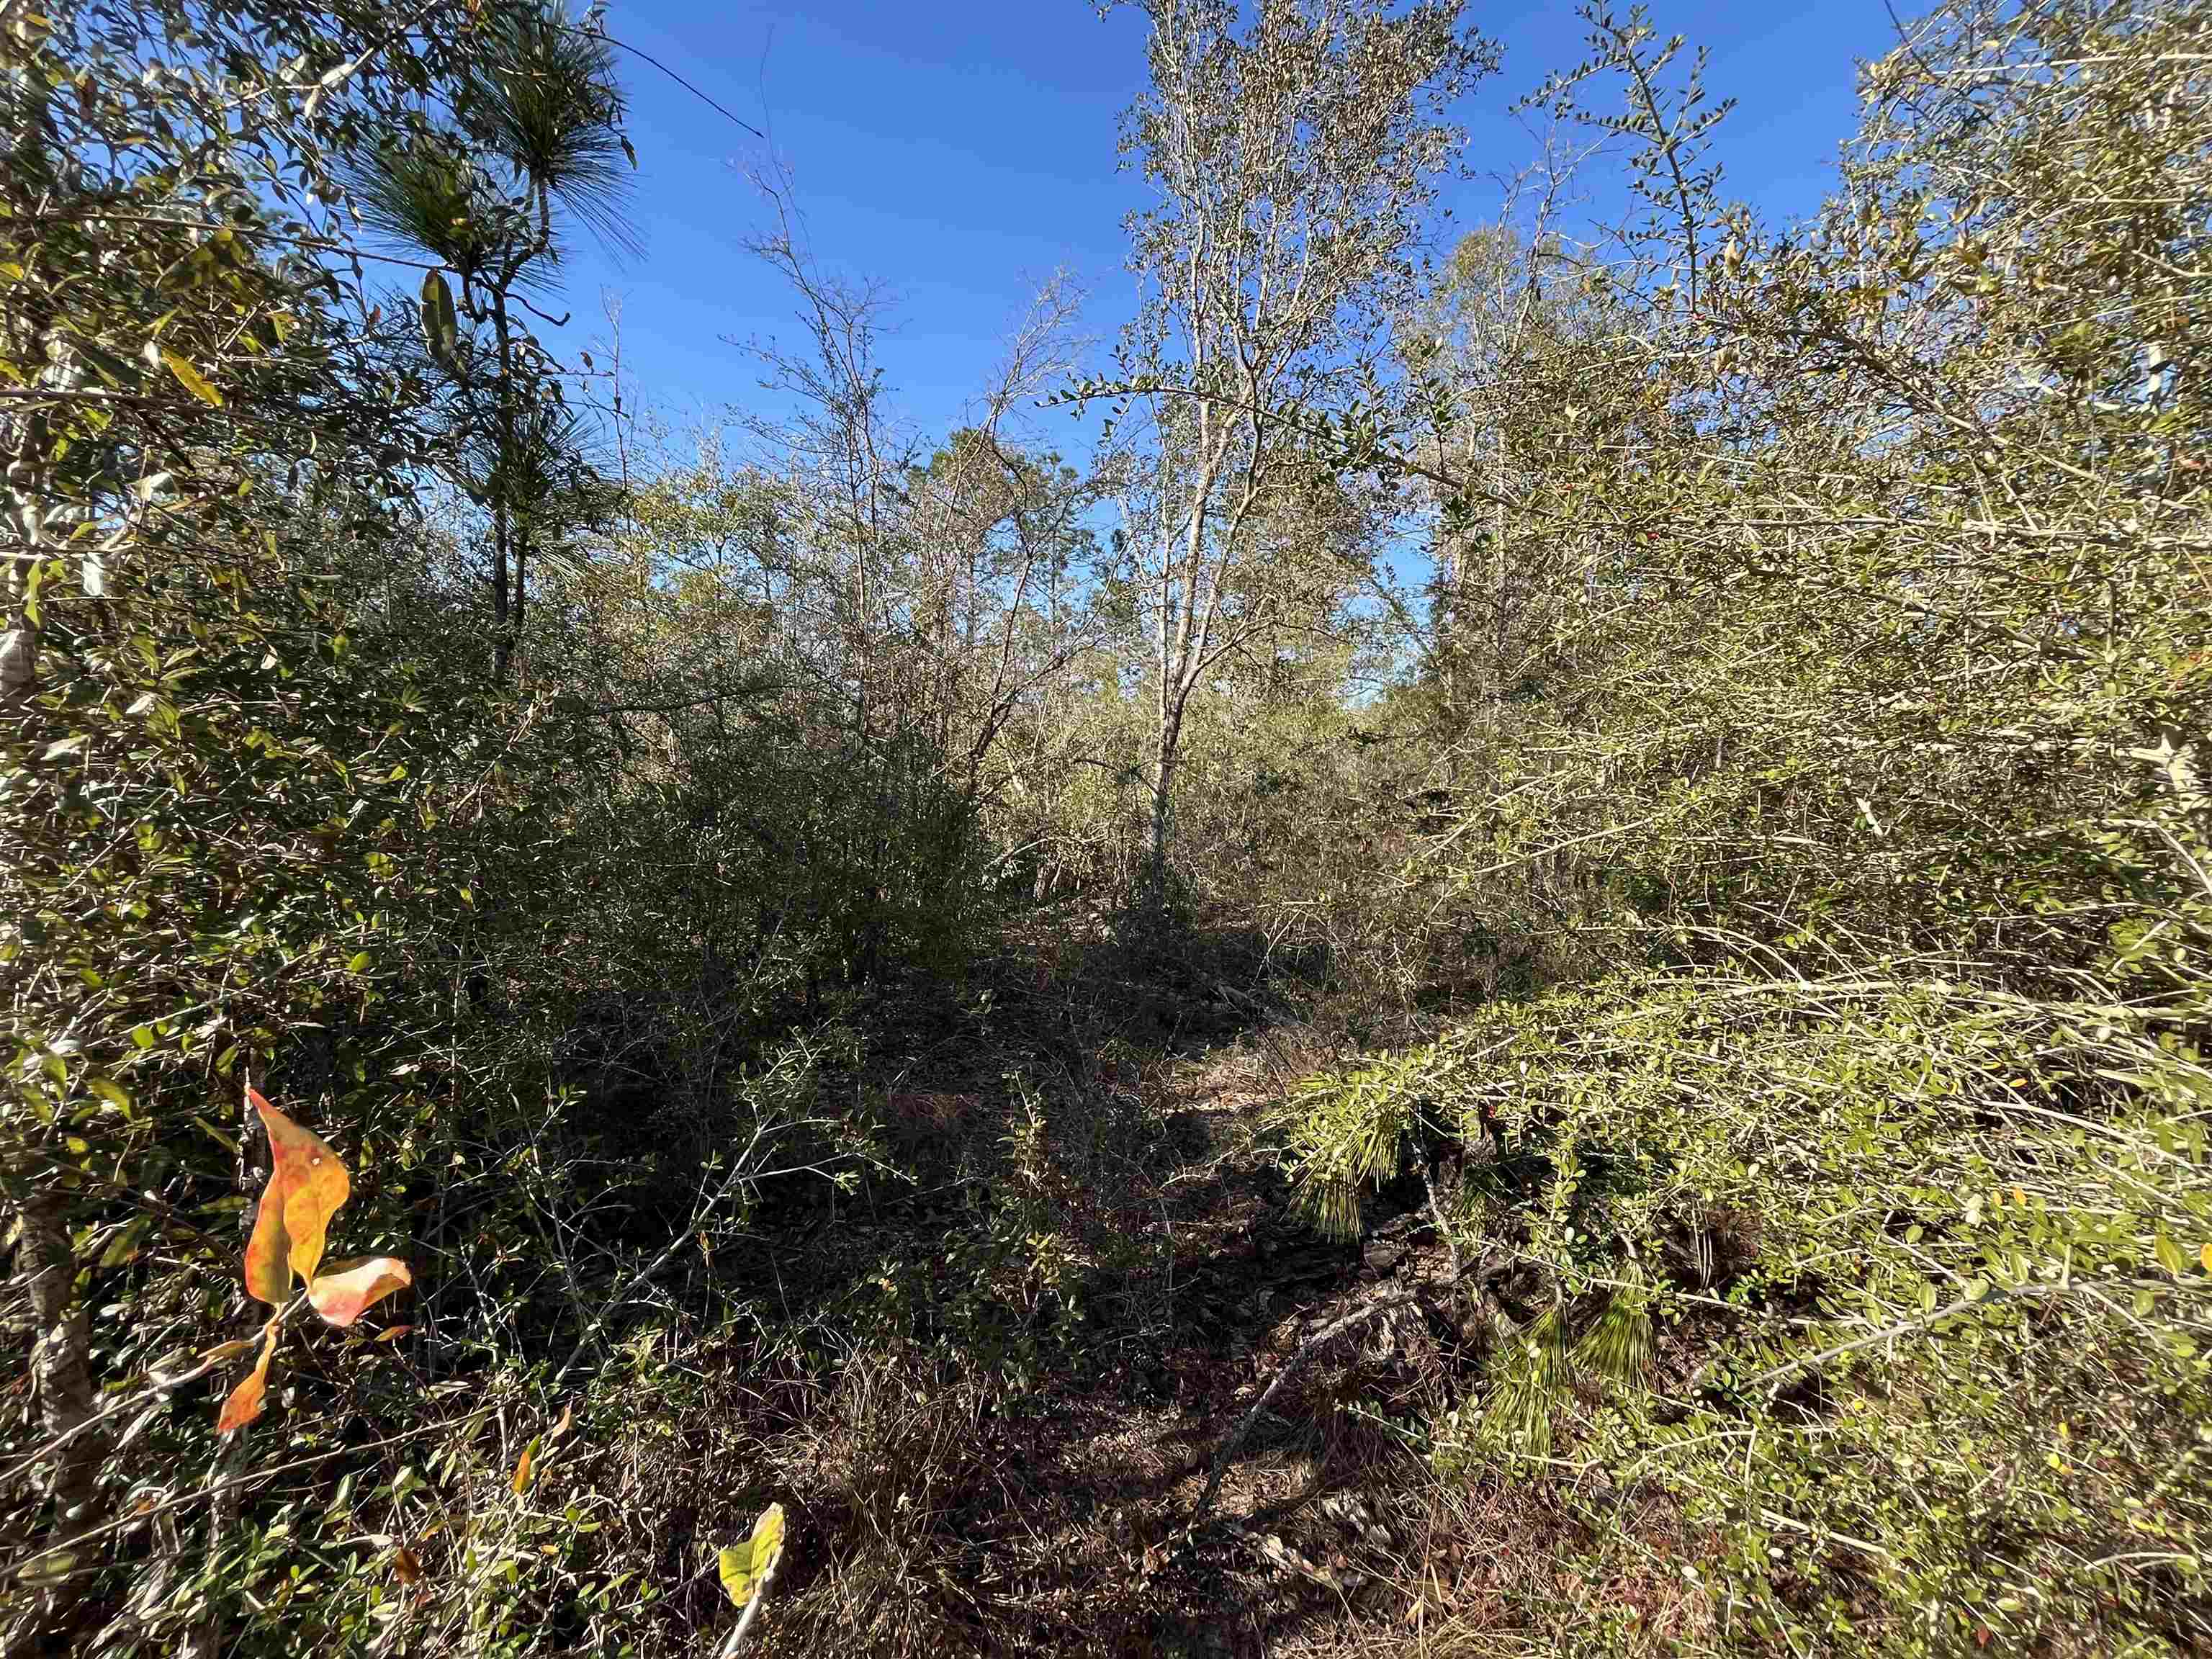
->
(641, 924, 1701, 1658)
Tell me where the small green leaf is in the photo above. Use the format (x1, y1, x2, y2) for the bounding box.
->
(717, 1503, 786, 1607)
(15, 1547, 78, 1584)
(100, 1215, 153, 1268)
(346, 951, 374, 975)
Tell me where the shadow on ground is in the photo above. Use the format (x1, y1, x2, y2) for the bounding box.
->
(635, 921, 1483, 1657)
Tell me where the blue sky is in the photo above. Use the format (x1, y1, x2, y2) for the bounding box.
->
(549, 1, 1902, 449)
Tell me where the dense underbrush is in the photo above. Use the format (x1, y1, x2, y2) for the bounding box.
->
(7, 0, 2210, 1654)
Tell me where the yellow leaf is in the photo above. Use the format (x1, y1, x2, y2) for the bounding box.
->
(2200, 1242, 2212, 1274)
(217, 1321, 280, 1437)
(718, 1503, 786, 1607)
(160, 347, 222, 406)
(307, 1256, 412, 1326)
(243, 1087, 351, 1302)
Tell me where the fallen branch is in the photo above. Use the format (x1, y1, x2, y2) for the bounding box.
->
(1187, 1289, 1417, 1529)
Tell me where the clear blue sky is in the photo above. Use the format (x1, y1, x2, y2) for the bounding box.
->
(550, 2, 1902, 449)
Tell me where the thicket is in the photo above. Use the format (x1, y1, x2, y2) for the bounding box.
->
(1281, 2, 2212, 1650)
(1, 0, 2206, 1655)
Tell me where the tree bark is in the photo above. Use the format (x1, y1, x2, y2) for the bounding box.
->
(490, 287, 518, 682)
(1148, 714, 1180, 902)
(12, 1184, 102, 1646)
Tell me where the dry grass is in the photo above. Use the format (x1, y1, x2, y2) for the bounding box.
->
(529, 931, 1702, 1659)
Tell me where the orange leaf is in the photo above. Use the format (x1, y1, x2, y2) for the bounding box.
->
(392, 1545, 423, 1586)
(242, 1087, 351, 1303)
(511, 1439, 536, 1496)
(242, 1174, 291, 1307)
(267, 1096, 349, 1284)
(217, 1323, 281, 1437)
(376, 1324, 415, 1343)
(307, 1256, 412, 1326)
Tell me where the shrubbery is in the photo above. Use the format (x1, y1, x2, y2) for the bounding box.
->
(4, 0, 2206, 1654)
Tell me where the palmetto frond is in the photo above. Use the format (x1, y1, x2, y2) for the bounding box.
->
(1273, 1039, 1462, 1241)
(1573, 1262, 1654, 1389)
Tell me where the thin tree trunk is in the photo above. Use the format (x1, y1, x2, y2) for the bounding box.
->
(1149, 714, 1179, 902)
(13, 1184, 102, 1647)
(490, 288, 518, 682)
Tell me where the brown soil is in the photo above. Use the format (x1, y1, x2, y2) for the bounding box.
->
(658, 942, 1498, 1658)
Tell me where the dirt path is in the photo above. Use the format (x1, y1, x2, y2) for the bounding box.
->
(729, 1015, 1480, 1658)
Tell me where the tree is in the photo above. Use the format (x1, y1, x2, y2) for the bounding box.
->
(1403, 220, 1609, 731)
(0, 2, 541, 1645)
(1089, 0, 1496, 902)
(0, 3, 667, 1647)
(732, 177, 1115, 966)
(351, 0, 638, 680)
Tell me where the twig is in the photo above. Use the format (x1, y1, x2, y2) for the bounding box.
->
(1187, 1289, 1416, 1528)
(547, 1164, 744, 1393)
(1741, 1282, 2071, 1395)
(1419, 1161, 1462, 1290)
(713, 1552, 782, 1658)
